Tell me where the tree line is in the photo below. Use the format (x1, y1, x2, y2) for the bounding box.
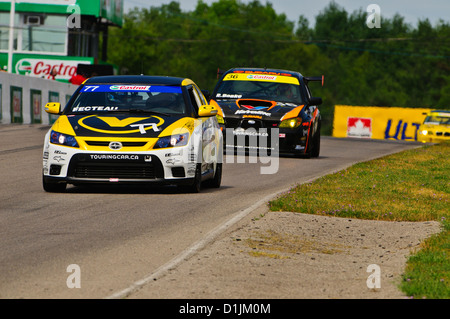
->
(107, 0, 450, 133)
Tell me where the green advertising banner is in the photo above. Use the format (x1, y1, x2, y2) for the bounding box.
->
(0, 53, 94, 82)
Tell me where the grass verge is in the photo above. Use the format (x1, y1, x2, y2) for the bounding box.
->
(269, 142, 449, 299)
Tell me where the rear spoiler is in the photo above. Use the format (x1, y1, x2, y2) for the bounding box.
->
(304, 75, 324, 87)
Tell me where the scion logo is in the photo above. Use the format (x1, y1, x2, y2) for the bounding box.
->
(109, 142, 123, 150)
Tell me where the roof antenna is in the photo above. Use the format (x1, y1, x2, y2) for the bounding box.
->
(141, 60, 144, 75)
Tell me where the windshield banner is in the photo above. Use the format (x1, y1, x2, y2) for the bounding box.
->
(81, 85, 182, 93)
(223, 73, 299, 85)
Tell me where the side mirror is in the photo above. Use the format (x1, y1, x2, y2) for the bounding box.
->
(44, 102, 62, 114)
(309, 97, 322, 106)
(198, 104, 218, 117)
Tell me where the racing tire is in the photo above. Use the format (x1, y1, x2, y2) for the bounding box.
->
(311, 129, 321, 158)
(205, 163, 222, 188)
(179, 163, 202, 193)
(43, 176, 67, 193)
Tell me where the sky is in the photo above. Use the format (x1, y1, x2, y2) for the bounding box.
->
(124, 0, 450, 27)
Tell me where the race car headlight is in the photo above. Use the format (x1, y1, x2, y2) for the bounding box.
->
(50, 130, 79, 148)
(154, 133, 189, 149)
(421, 130, 432, 136)
(280, 118, 301, 129)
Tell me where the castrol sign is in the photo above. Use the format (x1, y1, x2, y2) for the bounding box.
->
(15, 58, 91, 81)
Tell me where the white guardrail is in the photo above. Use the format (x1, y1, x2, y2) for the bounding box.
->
(0, 72, 78, 125)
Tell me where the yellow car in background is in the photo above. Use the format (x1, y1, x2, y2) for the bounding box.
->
(417, 110, 450, 143)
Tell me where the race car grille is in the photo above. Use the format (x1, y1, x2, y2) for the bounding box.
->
(73, 164, 156, 178)
(67, 154, 164, 179)
(85, 141, 148, 147)
(436, 132, 450, 137)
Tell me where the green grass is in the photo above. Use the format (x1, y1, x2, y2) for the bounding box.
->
(269, 142, 449, 299)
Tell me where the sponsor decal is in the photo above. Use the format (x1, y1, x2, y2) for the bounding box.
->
(276, 102, 298, 107)
(232, 70, 293, 77)
(223, 73, 299, 85)
(241, 105, 269, 110)
(144, 155, 152, 162)
(53, 156, 65, 162)
(233, 128, 269, 137)
(235, 109, 271, 117)
(247, 74, 277, 81)
(15, 58, 87, 80)
(89, 154, 139, 160)
(72, 106, 119, 112)
(80, 85, 182, 93)
(165, 152, 182, 157)
(215, 93, 243, 99)
(243, 115, 262, 119)
(347, 117, 372, 138)
(110, 85, 151, 91)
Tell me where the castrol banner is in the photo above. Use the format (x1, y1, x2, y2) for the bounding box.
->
(333, 105, 431, 142)
(13, 54, 93, 81)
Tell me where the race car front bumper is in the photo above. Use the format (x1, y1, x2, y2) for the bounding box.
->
(43, 141, 199, 186)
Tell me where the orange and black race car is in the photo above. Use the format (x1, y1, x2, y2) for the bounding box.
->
(209, 67, 323, 157)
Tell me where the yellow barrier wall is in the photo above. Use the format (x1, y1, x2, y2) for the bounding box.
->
(332, 105, 432, 142)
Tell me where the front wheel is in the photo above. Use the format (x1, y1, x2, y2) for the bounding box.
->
(179, 163, 202, 193)
(205, 163, 222, 188)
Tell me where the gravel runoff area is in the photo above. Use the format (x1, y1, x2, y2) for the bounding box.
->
(129, 203, 442, 299)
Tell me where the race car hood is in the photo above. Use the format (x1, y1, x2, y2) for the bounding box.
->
(211, 98, 304, 121)
(52, 114, 194, 138)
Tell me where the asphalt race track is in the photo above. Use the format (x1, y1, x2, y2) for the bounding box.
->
(0, 124, 423, 298)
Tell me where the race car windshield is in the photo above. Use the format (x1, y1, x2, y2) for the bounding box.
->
(67, 85, 187, 115)
(424, 115, 450, 125)
(215, 80, 304, 104)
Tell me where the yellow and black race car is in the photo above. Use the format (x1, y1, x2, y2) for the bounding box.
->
(417, 110, 450, 143)
(209, 67, 323, 158)
(43, 75, 223, 193)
